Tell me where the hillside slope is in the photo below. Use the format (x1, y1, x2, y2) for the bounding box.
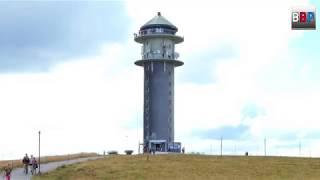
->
(34, 154, 320, 180)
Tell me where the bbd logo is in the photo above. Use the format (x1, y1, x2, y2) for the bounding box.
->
(292, 7, 316, 30)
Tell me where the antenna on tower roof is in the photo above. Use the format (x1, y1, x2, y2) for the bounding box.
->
(157, 12, 161, 16)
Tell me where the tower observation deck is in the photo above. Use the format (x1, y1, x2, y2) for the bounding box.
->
(134, 12, 183, 153)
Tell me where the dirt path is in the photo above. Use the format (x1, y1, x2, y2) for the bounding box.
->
(9, 156, 102, 180)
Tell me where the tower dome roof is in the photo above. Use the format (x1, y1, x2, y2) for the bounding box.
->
(140, 12, 178, 31)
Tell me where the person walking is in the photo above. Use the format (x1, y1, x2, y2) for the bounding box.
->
(22, 153, 30, 174)
(3, 163, 12, 180)
(30, 155, 38, 175)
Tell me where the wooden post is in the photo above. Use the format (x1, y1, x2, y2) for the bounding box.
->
(38, 131, 41, 175)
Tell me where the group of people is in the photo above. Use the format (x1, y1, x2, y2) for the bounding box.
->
(1, 153, 39, 180)
(22, 153, 38, 175)
(2, 153, 38, 180)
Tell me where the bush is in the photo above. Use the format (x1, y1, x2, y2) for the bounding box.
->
(124, 150, 134, 155)
(107, 151, 118, 155)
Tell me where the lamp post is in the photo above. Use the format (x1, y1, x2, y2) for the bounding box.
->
(264, 137, 267, 157)
(38, 131, 41, 175)
(299, 141, 301, 156)
(220, 136, 223, 157)
(126, 135, 128, 150)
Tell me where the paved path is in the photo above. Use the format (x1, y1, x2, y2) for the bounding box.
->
(10, 156, 102, 180)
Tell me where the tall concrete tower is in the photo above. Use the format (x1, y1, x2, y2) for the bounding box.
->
(134, 12, 183, 152)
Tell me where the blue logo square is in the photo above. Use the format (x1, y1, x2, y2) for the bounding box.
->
(307, 12, 315, 22)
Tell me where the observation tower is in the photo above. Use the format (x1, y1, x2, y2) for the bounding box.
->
(134, 12, 183, 152)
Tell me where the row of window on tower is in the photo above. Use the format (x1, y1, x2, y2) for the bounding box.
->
(139, 27, 176, 36)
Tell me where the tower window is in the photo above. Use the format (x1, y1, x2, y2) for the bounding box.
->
(151, 62, 153, 72)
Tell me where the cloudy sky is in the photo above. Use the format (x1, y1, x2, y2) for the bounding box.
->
(0, 0, 319, 159)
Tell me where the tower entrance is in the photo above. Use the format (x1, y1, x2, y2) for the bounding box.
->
(149, 140, 167, 152)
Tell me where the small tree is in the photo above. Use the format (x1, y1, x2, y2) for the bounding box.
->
(125, 150, 133, 155)
(107, 151, 118, 155)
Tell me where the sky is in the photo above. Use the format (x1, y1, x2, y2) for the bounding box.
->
(0, 0, 319, 160)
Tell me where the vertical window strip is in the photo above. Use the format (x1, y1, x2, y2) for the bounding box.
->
(151, 62, 153, 72)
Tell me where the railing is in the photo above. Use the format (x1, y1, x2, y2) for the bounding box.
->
(135, 28, 176, 36)
(142, 51, 180, 60)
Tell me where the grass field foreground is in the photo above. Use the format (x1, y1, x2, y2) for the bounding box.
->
(33, 154, 320, 180)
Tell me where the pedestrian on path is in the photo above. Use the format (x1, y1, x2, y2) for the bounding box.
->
(22, 153, 30, 174)
(3, 163, 12, 180)
(30, 155, 38, 175)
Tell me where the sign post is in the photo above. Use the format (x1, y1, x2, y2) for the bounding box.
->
(38, 131, 41, 175)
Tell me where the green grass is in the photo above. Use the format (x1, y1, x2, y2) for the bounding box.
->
(33, 154, 320, 180)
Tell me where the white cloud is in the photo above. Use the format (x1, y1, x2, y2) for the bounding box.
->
(0, 42, 144, 159)
(1, 0, 319, 159)
(126, 0, 320, 156)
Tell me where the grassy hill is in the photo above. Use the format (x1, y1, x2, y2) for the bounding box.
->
(33, 154, 320, 180)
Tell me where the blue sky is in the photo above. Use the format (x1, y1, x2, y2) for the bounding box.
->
(0, 1, 129, 72)
(0, 0, 319, 159)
